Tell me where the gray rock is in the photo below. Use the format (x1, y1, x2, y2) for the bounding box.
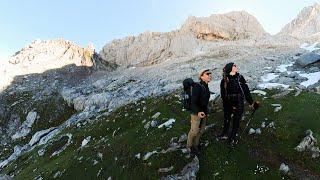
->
(158, 166, 174, 173)
(287, 72, 299, 78)
(150, 120, 159, 128)
(249, 128, 256, 135)
(151, 112, 161, 119)
(271, 91, 291, 99)
(295, 129, 320, 158)
(277, 77, 294, 85)
(144, 121, 151, 129)
(315, 86, 320, 94)
(309, 66, 320, 72)
(279, 163, 290, 174)
(178, 133, 188, 143)
(0, 174, 13, 180)
(161, 157, 199, 180)
(295, 75, 308, 81)
(296, 52, 320, 67)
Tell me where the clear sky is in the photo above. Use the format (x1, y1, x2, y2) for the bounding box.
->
(0, 0, 319, 58)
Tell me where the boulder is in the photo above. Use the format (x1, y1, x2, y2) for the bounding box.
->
(296, 52, 320, 67)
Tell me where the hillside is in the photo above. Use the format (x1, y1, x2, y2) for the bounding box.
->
(0, 89, 320, 179)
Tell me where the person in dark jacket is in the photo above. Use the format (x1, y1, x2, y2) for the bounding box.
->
(187, 69, 212, 155)
(219, 62, 254, 145)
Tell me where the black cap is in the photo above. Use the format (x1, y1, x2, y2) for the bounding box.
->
(224, 62, 234, 75)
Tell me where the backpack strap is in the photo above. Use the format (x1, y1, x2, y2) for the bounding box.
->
(237, 74, 245, 97)
(196, 82, 206, 95)
(223, 75, 228, 98)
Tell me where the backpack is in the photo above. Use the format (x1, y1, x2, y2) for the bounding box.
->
(181, 78, 205, 111)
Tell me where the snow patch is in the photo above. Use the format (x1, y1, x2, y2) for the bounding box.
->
(258, 83, 289, 89)
(251, 90, 267, 96)
(299, 72, 320, 87)
(276, 63, 293, 73)
(261, 73, 278, 82)
(300, 42, 320, 52)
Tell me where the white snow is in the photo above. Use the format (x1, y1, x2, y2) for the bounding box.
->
(299, 72, 320, 87)
(258, 83, 289, 89)
(81, 136, 91, 147)
(158, 119, 176, 129)
(251, 90, 267, 96)
(276, 63, 293, 73)
(261, 73, 278, 82)
(300, 42, 320, 52)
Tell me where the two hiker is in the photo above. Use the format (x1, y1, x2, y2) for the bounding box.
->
(186, 62, 256, 154)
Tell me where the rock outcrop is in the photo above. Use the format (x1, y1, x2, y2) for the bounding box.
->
(99, 11, 268, 68)
(0, 39, 116, 91)
(279, 3, 320, 38)
(181, 11, 268, 41)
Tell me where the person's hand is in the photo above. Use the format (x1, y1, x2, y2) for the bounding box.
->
(249, 103, 254, 110)
(198, 112, 205, 118)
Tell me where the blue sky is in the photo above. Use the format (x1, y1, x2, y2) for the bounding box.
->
(0, 0, 319, 58)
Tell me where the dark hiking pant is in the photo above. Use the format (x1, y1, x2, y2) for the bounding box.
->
(222, 94, 244, 141)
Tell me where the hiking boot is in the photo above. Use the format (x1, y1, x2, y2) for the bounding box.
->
(190, 147, 200, 157)
(196, 144, 203, 151)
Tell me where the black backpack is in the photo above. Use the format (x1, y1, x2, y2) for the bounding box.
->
(181, 78, 205, 111)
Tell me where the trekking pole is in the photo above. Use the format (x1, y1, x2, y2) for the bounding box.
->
(199, 118, 203, 128)
(240, 101, 260, 138)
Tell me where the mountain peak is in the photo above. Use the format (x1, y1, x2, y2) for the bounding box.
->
(8, 39, 95, 68)
(181, 11, 268, 40)
(279, 3, 320, 38)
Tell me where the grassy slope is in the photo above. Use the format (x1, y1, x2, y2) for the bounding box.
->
(0, 90, 76, 163)
(2, 90, 320, 179)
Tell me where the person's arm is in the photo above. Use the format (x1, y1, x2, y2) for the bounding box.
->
(240, 75, 254, 105)
(220, 79, 226, 102)
(190, 84, 201, 115)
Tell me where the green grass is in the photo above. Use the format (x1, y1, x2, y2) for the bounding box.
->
(2, 90, 320, 179)
(0, 90, 76, 163)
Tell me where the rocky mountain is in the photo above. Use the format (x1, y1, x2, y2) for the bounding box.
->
(279, 3, 320, 38)
(0, 39, 116, 91)
(181, 11, 268, 40)
(0, 6, 320, 179)
(99, 11, 269, 68)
